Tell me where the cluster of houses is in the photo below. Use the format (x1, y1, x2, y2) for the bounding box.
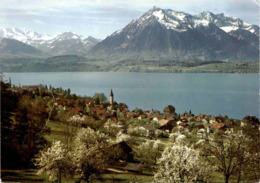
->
(13, 86, 259, 137)
(52, 90, 258, 141)
(50, 89, 259, 137)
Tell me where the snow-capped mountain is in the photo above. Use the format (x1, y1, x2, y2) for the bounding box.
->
(112, 7, 258, 36)
(0, 28, 100, 56)
(90, 7, 259, 61)
(194, 12, 258, 35)
(0, 28, 55, 45)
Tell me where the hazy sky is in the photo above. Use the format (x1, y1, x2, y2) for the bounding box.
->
(0, 0, 259, 39)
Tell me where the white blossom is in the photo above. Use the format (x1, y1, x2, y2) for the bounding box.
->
(72, 128, 111, 181)
(34, 141, 73, 182)
(68, 114, 87, 126)
(154, 144, 213, 183)
(115, 132, 131, 143)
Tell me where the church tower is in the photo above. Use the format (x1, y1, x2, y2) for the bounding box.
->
(110, 89, 114, 105)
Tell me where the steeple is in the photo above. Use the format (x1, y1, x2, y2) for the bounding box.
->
(110, 89, 114, 105)
(110, 89, 114, 97)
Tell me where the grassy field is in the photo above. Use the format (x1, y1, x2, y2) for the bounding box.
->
(1, 169, 154, 183)
(43, 120, 69, 143)
(1, 120, 156, 182)
(1, 120, 250, 182)
(1, 169, 48, 183)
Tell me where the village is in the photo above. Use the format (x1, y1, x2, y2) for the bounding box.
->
(17, 85, 259, 139)
(2, 82, 260, 183)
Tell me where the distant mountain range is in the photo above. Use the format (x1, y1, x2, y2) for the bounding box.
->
(0, 7, 259, 62)
(89, 7, 259, 61)
(0, 28, 100, 57)
(0, 38, 43, 57)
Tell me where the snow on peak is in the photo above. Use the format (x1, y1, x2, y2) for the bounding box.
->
(198, 11, 215, 19)
(0, 28, 100, 46)
(0, 27, 57, 44)
(193, 11, 216, 27)
(220, 26, 239, 32)
(153, 9, 165, 21)
(194, 19, 210, 27)
(128, 8, 259, 35)
(153, 10, 181, 30)
(137, 8, 189, 31)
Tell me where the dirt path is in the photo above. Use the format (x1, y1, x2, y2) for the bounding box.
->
(106, 168, 125, 173)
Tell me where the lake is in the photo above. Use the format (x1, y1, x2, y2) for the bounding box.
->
(3, 72, 259, 120)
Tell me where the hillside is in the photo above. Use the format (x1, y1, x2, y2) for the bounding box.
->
(0, 55, 258, 73)
(1, 80, 259, 182)
(0, 38, 43, 58)
(89, 7, 259, 61)
(0, 55, 100, 72)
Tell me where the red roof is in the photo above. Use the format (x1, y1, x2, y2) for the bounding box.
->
(87, 101, 95, 107)
(22, 85, 40, 88)
(90, 108, 98, 112)
(127, 113, 137, 118)
(210, 123, 226, 129)
(210, 117, 223, 123)
(88, 116, 98, 120)
(35, 105, 46, 113)
(69, 107, 81, 114)
(195, 125, 205, 129)
(155, 115, 163, 120)
(96, 109, 106, 115)
(120, 104, 128, 109)
(105, 113, 114, 117)
(110, 117, 118, 122)
(179, 122, 188, 127)
(119, 120, 126, 124)
(14, 88, 23, 92)
(55, 98, 68, 105)
(147, 115, 154, 119)
(138, 114, 147, 118)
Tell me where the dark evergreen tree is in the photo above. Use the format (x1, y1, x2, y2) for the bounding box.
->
(1, 79, 48, 168)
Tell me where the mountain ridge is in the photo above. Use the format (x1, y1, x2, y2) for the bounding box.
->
(89, 7, 259, 61)
(0, 28, 100, 56)
(0, 38, 43, 58)
(0, 7, 259, 61)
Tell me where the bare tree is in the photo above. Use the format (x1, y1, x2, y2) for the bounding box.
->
(201, 131, 252, 183)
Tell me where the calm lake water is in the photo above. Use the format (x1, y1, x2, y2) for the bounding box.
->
(4, 72, 259, 120)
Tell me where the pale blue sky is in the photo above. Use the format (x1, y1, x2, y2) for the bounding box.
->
(0, 0, 259, 39)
